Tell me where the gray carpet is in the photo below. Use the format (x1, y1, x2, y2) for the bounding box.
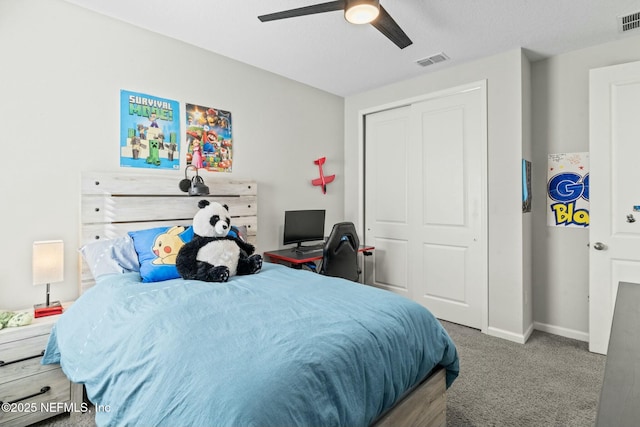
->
(442, 321, 606, 427)
(33, 322, 606, 427)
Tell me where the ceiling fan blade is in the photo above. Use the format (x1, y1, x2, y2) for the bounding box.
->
(371, 5, 412, 49)
(258, 1, 345, 22)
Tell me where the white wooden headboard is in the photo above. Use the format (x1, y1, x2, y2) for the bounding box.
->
(80, 171, 257, 293)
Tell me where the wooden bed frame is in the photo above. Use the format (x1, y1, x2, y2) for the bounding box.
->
(373, 367, 446, 427)
(78, 171, 447, 427)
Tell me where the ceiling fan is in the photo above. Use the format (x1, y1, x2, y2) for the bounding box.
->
(258, 0, 412, 49)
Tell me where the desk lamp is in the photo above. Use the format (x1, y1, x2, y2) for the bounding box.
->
(33, 240, 64, 312)
(179, 165, 210, 196)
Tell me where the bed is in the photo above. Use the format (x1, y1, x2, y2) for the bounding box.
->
(43, 171, 459, 427)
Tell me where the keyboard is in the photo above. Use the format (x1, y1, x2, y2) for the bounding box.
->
(294, 245, 324, 255)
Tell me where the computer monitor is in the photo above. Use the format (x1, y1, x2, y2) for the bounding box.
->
(283, 210, 326, 248)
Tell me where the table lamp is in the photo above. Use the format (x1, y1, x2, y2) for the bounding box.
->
(33, 240, 64, 311)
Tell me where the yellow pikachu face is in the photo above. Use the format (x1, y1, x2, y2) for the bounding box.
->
(152, 226, 186, 265)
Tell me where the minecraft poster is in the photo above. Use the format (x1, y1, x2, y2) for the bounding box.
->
(185, 103, 233, 173)
(120, 90, 180, 169)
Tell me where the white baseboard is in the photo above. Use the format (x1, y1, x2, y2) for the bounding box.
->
(523, 322, 534, 342)
(533, 321, 589, 342)
(486, 326, 530, 344)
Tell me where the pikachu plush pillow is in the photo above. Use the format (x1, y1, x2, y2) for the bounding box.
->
(129, 225, 194, 283)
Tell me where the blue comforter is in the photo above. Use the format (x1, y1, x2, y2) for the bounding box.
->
(43, 262, 458, 427)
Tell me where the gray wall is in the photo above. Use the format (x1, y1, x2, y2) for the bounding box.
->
(0, 0, 344, 310)
(522, 52, 534, 333)
(531, 34, 640, 340)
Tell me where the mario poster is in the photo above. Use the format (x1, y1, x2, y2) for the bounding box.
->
(120, 90, 180, 169)
(547, 152, 589, 227)
(185, 103, 233, 173)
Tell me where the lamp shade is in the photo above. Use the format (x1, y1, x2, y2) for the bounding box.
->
(344, 0, 380, 24)
(33, 240, 64, 285)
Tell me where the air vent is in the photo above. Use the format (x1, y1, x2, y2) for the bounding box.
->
(416, 52, 449, 67)
(618, 11, 640, 32)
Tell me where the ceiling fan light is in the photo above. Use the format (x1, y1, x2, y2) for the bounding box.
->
(345, 0, 380, 24)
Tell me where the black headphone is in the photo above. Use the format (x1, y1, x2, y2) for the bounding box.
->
(179, 165, 210, 196)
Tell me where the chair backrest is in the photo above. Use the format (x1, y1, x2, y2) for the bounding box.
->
(320, 222, 360, 281)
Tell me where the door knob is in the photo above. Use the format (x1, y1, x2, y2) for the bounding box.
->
(593, 242, 606, 251)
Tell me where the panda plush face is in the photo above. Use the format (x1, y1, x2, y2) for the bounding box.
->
(192, 200, 231, 238)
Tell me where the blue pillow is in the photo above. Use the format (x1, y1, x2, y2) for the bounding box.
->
(128, 226, 194, 283)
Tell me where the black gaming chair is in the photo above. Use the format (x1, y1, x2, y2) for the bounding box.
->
(320, 222, 361, 281)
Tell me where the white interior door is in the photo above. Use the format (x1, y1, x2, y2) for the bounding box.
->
(364, 106, 412, 298)
(364, 82, 487, 330)
(589, 60, 640, 355)
(409, 87, 487, 329)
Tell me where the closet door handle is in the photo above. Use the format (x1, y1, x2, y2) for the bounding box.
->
(0, 350, 45, 367)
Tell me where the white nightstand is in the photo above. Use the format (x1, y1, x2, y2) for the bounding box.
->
(0, 304, 83, 427)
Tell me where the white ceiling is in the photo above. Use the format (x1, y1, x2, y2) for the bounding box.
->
(64, 0, 640, 96)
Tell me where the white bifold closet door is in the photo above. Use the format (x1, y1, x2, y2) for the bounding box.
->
(364, 82, 487, 330)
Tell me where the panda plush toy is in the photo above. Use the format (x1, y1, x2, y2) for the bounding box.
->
(176, 200, 262, 282)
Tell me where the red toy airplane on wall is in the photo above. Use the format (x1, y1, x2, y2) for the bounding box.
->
(312, 157, 335, 194)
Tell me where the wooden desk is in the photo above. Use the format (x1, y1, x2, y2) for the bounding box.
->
(596, 281, 640, 427)
(264, 245, 374, 267)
